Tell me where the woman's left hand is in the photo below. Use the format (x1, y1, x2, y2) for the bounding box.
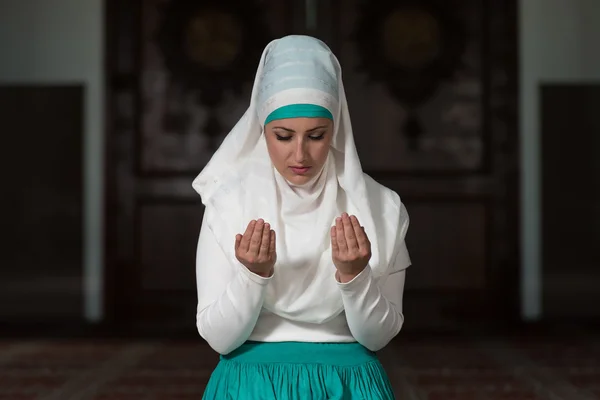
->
(331, 213, 371, 283)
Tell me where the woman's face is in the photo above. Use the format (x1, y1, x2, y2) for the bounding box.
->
(264, 117, 333, 185)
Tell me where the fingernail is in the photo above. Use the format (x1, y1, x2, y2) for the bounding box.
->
(257, 219, 264, 224)
(265, 223, 270, 229)
(336, 217, 342, 223)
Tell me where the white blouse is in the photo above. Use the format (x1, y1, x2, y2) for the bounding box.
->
(195, 207, 411, 355)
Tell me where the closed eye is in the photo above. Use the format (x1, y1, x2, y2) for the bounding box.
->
(274, 131, 327, 141)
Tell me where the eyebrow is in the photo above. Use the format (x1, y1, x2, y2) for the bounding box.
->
(271, 125, 329, 133)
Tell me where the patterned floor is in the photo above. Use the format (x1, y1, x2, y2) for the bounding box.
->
(0, 333, 598, 399)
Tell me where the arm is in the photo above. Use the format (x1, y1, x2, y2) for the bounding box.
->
(195, 210, 271, 354)
(337, 241, 410, 351)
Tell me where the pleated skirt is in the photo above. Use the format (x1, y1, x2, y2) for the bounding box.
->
(202, 341, 395, 400)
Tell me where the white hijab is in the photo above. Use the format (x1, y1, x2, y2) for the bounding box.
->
(193, 35, 409, 324)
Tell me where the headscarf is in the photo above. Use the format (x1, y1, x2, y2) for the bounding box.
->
(193, 35, 409, 324)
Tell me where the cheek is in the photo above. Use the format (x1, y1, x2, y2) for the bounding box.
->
(312, 142, 331, 166)
(265, 138, 288, 166)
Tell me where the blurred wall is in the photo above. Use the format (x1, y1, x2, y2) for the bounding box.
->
(1, 0, 599, 323)
(0, 0, 104, 322)
(519, 0, 600, 319)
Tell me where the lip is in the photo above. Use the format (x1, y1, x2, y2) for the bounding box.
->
(289, 166, 311, 175)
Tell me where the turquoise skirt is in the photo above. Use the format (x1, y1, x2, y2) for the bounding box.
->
(202, 341, 395, 399)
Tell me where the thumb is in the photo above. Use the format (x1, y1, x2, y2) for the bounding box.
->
(330, 226, 339, 255)
(235, 234, 242, 251)
(269, 230, 276, 255)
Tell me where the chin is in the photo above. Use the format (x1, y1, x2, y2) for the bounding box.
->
(286, 173, 313, 185)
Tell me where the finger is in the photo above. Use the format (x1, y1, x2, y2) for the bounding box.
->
(269, 230, 276, 258)
(342, 213, 358, 251)
(335, 217, 348, 253)
(330, 226, 339, 255)
(350, 215, 369, 252)
(248, 219, 264, 255)
(240, 220, 256, 252)
(258, 222, 271, 258)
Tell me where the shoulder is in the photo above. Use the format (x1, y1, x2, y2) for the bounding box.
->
(363, 173, 409, 240)
(363, 173, 401, 214)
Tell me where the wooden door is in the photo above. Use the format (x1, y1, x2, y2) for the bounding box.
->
(105, 0, 301, 333)
(311, 0, 520, 330)
(104, 0, 519, 334)
(1, 85, 84, 323)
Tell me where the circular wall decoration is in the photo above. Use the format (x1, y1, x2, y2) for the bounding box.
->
(353, 0, 467, 150)
(156, 0, 271, 148)
(183, 10, 243, 70)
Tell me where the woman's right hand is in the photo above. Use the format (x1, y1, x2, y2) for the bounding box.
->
(235, 219, 276, 277)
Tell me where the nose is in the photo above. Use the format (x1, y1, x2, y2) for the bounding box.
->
(294, 138, 307, 163)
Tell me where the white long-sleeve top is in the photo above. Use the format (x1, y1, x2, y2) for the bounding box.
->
(195, 210, 411, 355)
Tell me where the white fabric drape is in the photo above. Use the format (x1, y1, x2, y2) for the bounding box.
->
(192, 35, 409, 324)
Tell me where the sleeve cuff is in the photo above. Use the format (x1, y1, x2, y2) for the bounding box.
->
(336, 265, 372, 292)
(237, 263, 273, 286)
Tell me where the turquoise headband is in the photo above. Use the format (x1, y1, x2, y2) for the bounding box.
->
(264, 104, 333, 126)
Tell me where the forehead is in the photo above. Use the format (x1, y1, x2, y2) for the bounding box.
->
(266, 117, 333, 131)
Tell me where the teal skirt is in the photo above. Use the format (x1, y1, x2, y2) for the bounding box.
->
(202, 341, 395, 400)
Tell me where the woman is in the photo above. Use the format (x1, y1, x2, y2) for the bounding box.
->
(193, 35, 411, 399)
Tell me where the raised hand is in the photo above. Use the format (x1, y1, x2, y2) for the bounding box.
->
(235, 219, 276, 277)
(330, 213, 371, 283)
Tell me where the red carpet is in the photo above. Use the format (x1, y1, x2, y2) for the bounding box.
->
(0, 335, 598, 399)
